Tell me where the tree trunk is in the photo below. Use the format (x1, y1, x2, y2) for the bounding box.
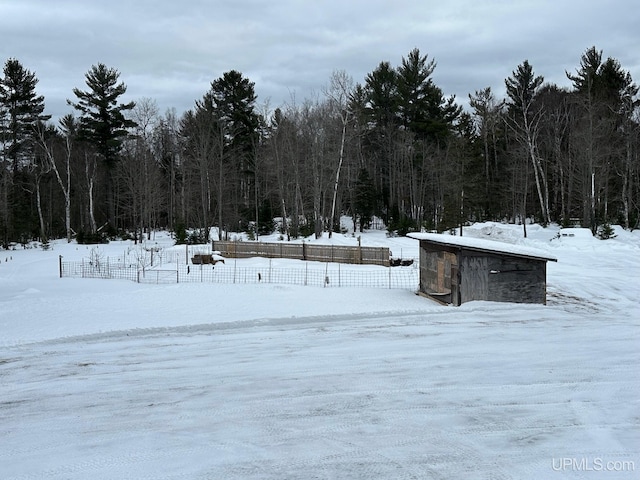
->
(622, 143, 631, 229)
(85, 153, 97, 234)
(329, 117, 347, 238)
(35, 175, 46, 241)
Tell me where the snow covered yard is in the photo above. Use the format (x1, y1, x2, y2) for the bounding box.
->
(1, 223, 639, 479)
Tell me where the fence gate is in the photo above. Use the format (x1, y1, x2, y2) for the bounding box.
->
(138, 269, 179, 284)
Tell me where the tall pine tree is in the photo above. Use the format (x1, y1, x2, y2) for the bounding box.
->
(68, 63, 136, 232)
(0, 58, 50, 172)
(208, 70, 259, 227)
(0, 58, 49, 244)
(505, 60, 550, 228)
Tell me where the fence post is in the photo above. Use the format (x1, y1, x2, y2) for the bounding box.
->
(59, 255, 63, 278)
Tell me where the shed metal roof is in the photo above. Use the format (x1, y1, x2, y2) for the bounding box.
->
(407, 233, 557, 262)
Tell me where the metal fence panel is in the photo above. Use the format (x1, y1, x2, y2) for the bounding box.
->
(60, 260, 418, 290)
(139, 269, 178, 284)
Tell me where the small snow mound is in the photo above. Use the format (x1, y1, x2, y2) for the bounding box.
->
(556, 228, 594, 239)
(463, 222, 522, 245)
(476, 225, 519, 243)
(550, 228, 598, 247)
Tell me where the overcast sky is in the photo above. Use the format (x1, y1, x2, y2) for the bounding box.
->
(2, 0, 638, 122)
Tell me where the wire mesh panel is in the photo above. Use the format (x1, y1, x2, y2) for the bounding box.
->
(61, 259, 418, 290)
(60, 261, 139, 282)
(173, 263, 417, 289)
(61, 261, 84, 277)
(139, 269, 178, 284)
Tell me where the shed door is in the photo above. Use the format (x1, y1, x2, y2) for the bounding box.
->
(460, 256, 488, 303)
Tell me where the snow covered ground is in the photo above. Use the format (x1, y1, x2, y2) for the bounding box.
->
(1, 222, 639, 479)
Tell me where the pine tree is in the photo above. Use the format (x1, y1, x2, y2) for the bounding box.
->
(396, 48, 460, 142)
(567, 47, 639, 230)
(68, 64, 136, 168)
(207, 70, 259, 228)
(353, 168, 376, 231)
(68, 63, 136, 231)
(468, 86, 506, 216)
(363, 61, 400, 217)
(0, 58, 50, 172)
(0, 58, 50, 244)
(505, 60, 550, 228)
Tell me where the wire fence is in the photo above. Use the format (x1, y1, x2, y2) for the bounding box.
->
(60, 259, 419, 290)
(60, 258, 139, 282)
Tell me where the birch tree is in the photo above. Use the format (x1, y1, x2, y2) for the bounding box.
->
(324, 70, 353, 237)
(35, 115, 76, 242)
(505, 60, 551, 225)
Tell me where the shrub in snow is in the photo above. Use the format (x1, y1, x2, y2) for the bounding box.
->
(173, 224, 187, 245)
(597, 224, 617, 240)
(76, 231, 109, 244)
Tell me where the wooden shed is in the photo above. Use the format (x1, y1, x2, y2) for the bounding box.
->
(407, 233, 557, 306)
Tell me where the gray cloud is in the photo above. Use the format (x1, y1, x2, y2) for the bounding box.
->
(2, 0, 638, 122)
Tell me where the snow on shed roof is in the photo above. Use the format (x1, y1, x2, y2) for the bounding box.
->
(407, 233, 557, 262)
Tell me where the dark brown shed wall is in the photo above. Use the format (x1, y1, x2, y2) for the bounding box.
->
(417, 239, 550, 306)
(485, 256, 547, 304)
(460, 255, 488, 303)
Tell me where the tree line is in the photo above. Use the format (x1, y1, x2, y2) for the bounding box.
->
(0, 46, 638, 246)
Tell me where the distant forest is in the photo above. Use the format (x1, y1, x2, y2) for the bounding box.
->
(1, 46, 638, 246)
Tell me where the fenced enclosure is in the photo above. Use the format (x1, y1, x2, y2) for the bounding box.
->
(212, 241, 390, 267)
(59, 257, 139, 282)
(60, 257, 418, 290)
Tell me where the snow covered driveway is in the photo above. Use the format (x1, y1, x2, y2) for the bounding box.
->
(2, 305, 638, 479)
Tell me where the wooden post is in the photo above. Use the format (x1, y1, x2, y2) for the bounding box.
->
(59, 255, 63, 278)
